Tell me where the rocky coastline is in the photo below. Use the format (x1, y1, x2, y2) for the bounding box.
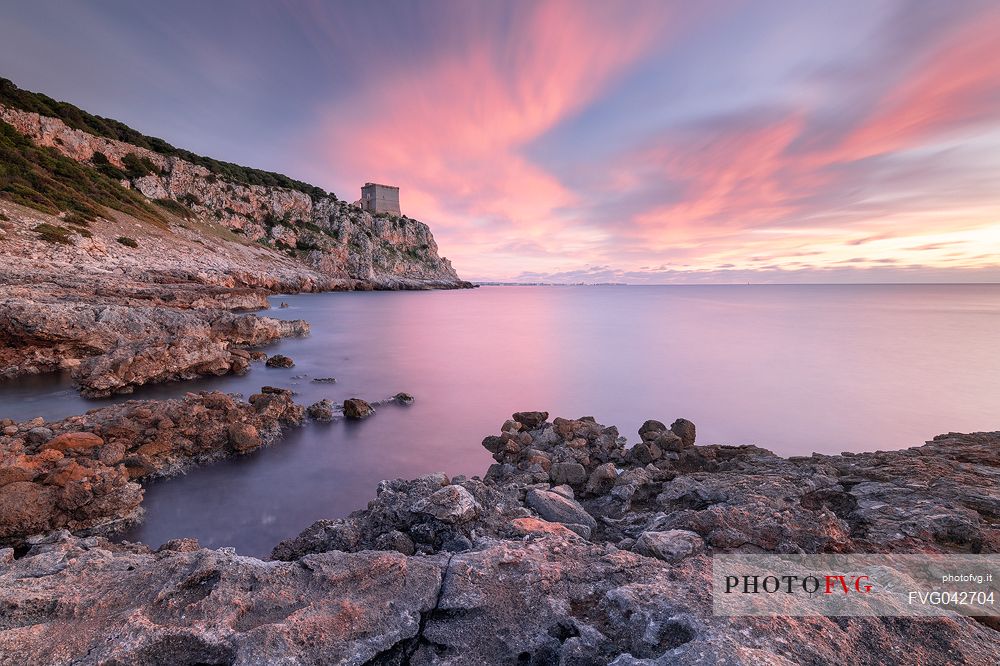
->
(1, 81, 471, 395)
(1, 407, 997, 664)
(0, 78, 995, 665)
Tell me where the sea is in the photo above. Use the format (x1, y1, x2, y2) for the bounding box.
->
(2, 284, 998, 556)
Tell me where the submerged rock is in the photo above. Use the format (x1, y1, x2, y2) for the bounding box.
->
(265, 354, 295, 368)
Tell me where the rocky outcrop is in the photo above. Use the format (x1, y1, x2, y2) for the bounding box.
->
(0, 295, 308, 395)
(264, 353, 294, 368)
(1, 412, 998, 663)
(0, 390, 303, 547)
(0, 105, 469, 289)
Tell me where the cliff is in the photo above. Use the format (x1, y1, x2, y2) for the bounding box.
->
(0, 78, 467, 290)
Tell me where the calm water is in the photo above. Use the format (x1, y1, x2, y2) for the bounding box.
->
(2, 285, 999, 556)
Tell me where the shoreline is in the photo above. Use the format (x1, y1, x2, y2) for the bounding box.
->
(1, 407, 997, 662)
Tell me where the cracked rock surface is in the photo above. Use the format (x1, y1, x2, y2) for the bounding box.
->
(1, 412, 998, 664)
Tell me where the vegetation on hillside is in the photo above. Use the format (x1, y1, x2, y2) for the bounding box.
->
(0, 120, 166, 225)
(1, 77, 329, 200)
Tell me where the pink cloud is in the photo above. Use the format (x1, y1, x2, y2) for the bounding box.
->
(836, 7, 1000, 161)
(608, 8, 1000, 274)
(303, 1, 680, 276)
(292, 2, 1000, 282)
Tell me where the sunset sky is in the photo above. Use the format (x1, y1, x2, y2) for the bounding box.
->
(2, 0, 1000, 282)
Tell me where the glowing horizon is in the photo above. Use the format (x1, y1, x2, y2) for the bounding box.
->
(3, 0, 1000, 283)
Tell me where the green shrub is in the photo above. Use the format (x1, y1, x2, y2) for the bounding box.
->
(33, 223, 73, 244)
(121, 153, 159, 178)
(153, 197, 192, 218)
(0, 212, 8, 221)
(0, 120, 166, 226)
(295, 238, 320, 251)
(90, 152, 126, 180)
(63, 211, 90, 226)
(116, 236, 138, 248)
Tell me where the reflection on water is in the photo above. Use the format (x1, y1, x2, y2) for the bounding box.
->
(2, 284, 999, 556)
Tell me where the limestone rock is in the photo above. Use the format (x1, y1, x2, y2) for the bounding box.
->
(633, 529, 705, 563)
(526, 489, 597, 532)
(413, 485, 481, 524)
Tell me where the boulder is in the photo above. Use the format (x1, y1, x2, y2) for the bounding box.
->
(41, 432, 104, 453)
(343, 398, 374, 420)
(525, 489, 597, 532)
(550, 484, 575, 499)
(227, 423, 261, 453)
(512, 411, 549, 430)
(393, 392, 415, 405)
(633, 529, 705, 563)
(670, 418, 697, 448)
(550, 462, 587, 485)
(654, 430, 684, 452)
(412, 485, 481, 524)
(373, 530, 416, 555)
(26, 427, 53, 444)
(638, 419, 667, 441)
(586, 462, 618, 496)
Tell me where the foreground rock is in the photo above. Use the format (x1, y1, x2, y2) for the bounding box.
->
(0, 390, 303, 547)
(1, 413, 998, 664)
(1, 530, 997, 664)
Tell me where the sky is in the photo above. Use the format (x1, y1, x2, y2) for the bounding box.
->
(2, 0, 1000, 283)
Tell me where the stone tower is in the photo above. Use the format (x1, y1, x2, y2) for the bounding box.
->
(360, 182, 401, 216)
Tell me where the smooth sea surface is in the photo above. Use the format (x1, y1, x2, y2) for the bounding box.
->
(2, 284, 999, 556)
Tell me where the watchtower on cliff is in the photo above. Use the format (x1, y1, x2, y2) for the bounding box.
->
(360, 183, 401, 216)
